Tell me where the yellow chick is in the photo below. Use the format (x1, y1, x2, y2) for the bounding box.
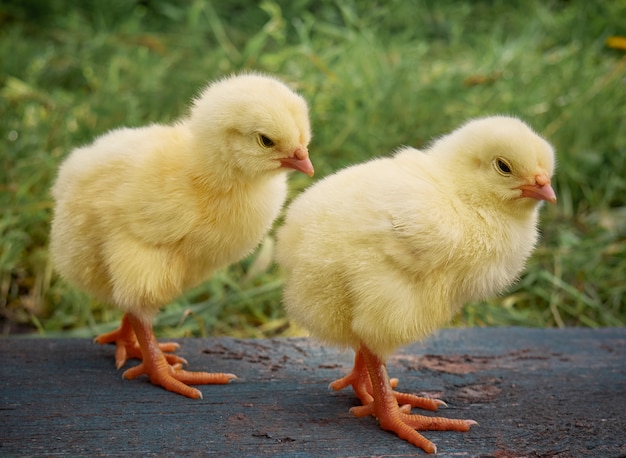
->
(50, 73, 313, 399)
(275, 116, 556, 453)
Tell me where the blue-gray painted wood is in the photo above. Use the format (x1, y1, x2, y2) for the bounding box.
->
(1, 328, 625, 457)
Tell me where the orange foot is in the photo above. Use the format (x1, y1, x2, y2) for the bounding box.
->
(330, 348, 446, 412)
(99, 313, 236, 399)
(95, 313, 185, 369)
(331, 345, 477, 454)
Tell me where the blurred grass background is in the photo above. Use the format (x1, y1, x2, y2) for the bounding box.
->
(1, 0, 625, 339)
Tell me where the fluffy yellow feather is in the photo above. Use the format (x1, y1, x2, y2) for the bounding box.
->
(276, 115, 555, 453)
(50, 73, 313, 398)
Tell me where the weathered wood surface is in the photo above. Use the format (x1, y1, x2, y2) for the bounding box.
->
(1, 328, 625, 457)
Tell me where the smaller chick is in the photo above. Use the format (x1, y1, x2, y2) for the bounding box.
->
(50, 73, 313, 399)
(276, 116, 556, 453)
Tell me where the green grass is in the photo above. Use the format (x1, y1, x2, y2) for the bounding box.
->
(1, 0, 625, 338)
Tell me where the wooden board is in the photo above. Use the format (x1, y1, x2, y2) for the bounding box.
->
(1, 328, 625, 457)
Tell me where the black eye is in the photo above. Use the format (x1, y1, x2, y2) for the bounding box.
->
(495, 158, 512, 175)
(259, 134, 275, 147)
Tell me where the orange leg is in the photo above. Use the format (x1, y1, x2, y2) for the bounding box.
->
(95, 313, 185, 368)
(330, 349, 445, 412)
(334, 344, 477, 454)
(119, 313, 237, 399)
(329, 350, 374, 405)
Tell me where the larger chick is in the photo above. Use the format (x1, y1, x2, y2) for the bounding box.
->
(50, 73, 313, 399)
(276, 116, 555, 453)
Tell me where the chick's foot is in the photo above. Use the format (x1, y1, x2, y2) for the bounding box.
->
(95, 313, 185, 369)
(353, 344, 477, 454)
(123, 313, 236, 399)
(330, 349, 444, 412)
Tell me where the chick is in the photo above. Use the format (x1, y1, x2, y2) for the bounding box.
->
(275, 116, 556, 453)
(50, 73, 313, 399)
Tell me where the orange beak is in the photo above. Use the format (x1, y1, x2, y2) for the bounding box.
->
(517, 175, 557, 204)
(280, 147, 314, 177)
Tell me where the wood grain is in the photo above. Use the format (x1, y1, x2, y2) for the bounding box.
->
(1, 328, 625, 457)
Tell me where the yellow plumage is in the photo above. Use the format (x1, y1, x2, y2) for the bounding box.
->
(50, 73, 313, 398)
(275, 115, 556, 452)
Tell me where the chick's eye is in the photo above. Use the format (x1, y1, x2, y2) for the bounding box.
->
(258, 134, 275, 148)
(494, 158, 512, 175)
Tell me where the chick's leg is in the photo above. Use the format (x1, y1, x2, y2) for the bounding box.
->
(329, 350, 374, 405)
(95, 313, 184, 369)
(354, 344, 477, 454)
(330, 349, 442, 412)
(121, 313, 236, 399)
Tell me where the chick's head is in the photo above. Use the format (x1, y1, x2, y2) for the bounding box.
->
(188, 73, 313, 179)
(431, 116, 556, 212)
